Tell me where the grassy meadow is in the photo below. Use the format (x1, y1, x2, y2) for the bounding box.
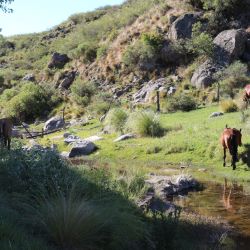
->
(37, 105, 250, 184)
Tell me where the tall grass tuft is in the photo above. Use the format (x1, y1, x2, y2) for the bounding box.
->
(126, 111, 165, 137)
(220, 100, 238, 113)
(26, 194, 109, 250)
(104, 108, 128, 133)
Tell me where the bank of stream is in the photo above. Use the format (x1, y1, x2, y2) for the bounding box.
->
(171, 179, 250, 249)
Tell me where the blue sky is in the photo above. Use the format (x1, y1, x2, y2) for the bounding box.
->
(1, 0, 125, 37)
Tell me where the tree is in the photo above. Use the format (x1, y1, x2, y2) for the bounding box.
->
(0, 0, 14, 13)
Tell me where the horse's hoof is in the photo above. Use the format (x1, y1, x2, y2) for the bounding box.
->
(223, 163, 226, 167)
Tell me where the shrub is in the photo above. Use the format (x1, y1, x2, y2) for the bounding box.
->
(72, 43, 98, 63)
(122, 32, 164, 70)
(187, 22, 214, 59)
(164, 94, 197, 112)
(126, 111, 164, 137)
(70, 79, 96, 106)
(29, 195, 109, 250)
(97, 45, 108, 59)
(104, 108, 128, 133)
(220, 100, 238, 113)
(215, 61, 248, 81)
(0, 148, 75, 195)
(4, 83, 61, 121)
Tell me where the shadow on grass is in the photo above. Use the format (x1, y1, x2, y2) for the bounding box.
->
(0, 146, 232, 250)
(240, 143, 250, 168)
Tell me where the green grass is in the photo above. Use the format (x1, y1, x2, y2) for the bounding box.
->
(38, 105, 250, 183)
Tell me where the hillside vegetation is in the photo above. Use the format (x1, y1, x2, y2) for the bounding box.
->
(0, 0, 250, 121)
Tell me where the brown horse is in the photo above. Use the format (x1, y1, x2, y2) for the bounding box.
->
(243, 84, 250, 108)
(220, 125, 242, 170)
(0, 118, 13, 150)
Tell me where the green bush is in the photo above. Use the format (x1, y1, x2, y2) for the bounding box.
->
(164, 94, 197, 112)
(4, 83, 61, 121)
(187, 22, 214, 59)
(122, 32, 164, 70)
(215, 61, 249, 98)
(104, 108, 128, 133)
(97, 45, 108, 59)
(71, 43, 98, 63)
(70, 79, 96, 106)
(220, 100, 238, 113)
(215, 61, 248, 81)
(126, 111, 164, 137)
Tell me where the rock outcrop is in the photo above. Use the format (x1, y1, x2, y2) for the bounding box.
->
(44, 116, 65, 132)
(55, 69, 76, 89)
(191, 29, 248, 89)
(138, 174, 198, 214)
(133, 78, 173, 103)
(169, 13, 201, 40)
(191, 60, 223, 88)
(48, 52, 70, 69)
(213, 29, 247, 64)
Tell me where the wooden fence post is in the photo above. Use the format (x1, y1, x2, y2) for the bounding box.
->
(156, 90, 160, 112)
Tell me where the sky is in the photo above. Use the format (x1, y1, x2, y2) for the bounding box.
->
(0, 0, 125, 37)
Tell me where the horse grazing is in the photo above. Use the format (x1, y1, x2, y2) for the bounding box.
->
(0, 118, 13, 150)
(220, 125, 242, 170)
(243, 84, 250, 108)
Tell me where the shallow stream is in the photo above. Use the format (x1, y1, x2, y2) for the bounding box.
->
(172, 179, 250, 249)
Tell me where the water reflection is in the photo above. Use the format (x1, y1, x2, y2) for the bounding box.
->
(172, 179, 250, 237)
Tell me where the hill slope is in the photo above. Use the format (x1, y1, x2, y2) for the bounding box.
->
(0, 0, 250, 121)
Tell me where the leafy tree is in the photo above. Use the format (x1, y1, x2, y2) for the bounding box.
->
(0, 0, 14, 13)
(188, 22, 214, 59)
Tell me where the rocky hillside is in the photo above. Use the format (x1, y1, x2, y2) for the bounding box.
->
(0, 0, 250, 121)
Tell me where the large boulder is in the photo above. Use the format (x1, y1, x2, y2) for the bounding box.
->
(191, 60, 223, 89)
(69, 140, 97, 157)
(48, 52, 70, 69)
(44, 116, 65, 132)
(213, 29, 247, 64)
(169, 13, 201, 40)
(145, 174, 198, 197)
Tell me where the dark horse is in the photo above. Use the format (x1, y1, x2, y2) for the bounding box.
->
(0, 118, 12, 150)
(243, 84, 250, 108)
(220, 125, 242, 170)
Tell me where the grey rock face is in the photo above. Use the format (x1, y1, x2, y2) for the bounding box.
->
(191, 60, 223, 89)
(69, 140, 97, 157)
(44, 116, 65, 132)
(213, 29, 247, 64)
(133, 78, 167, 103)
(48, 52, 70, 69)
(169, 13, 201, 40)
(191, 29, 248, 89)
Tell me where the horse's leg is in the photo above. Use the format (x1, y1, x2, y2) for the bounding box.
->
(7, 137, 11, 150)
(231, 155, 236, 170)
(223, 148, 226, 167)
